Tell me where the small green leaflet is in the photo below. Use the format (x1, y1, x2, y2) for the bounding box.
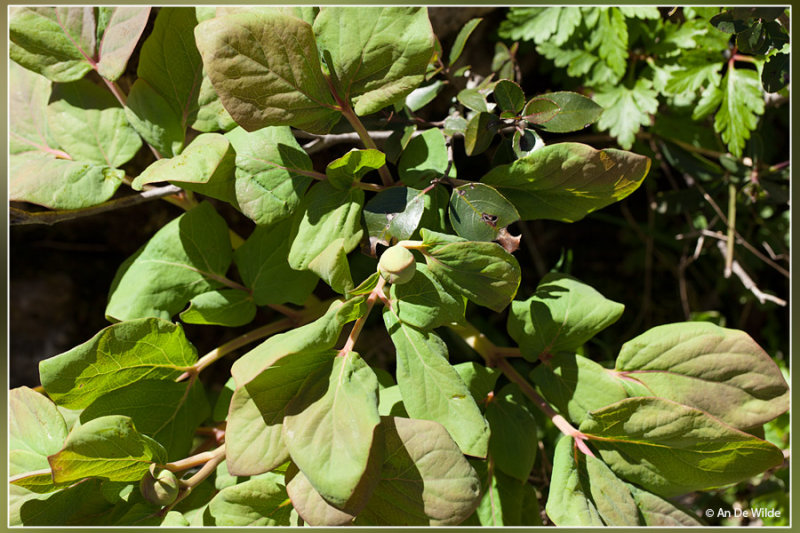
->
(325, 149, 385, 189)
(39, 318, 198, 409)
(449, 183, 520, 242)
(594, 79, 660, 149)
(49, 415, 167, 483)
(580, 397, 785, 497)
(493, 80, 525, 114)
(714, 67, 765, 158)
(507, 273, 625, 360)
(105, 201, 233, 321)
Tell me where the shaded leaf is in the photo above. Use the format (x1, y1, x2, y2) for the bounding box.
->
(363, 187, 427, 251)
(494, 79, 525, 114)
(39, 318, 197, 409)
(286, 463, 356, 525)
(398, 128, 448, 188)
(326, 149, 385, 189)
(485, 384, 538, 481)
(449, 18, 483, 65)
(452, 362, 501, 404)
(202, 474, 292, 526)
(449, 183, 520, 241)
(464, 111, 500, 156)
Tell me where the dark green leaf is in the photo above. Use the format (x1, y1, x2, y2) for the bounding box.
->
(449, 18, 483, 65)
(762, 51, 789, 93)
(464, 112, 500, 156)
(485, 383, 538, 481)
(40, 318, 198, 409)
(526, 91, 603, 133)
(493, 80, 525, 114)
(106, 202, 232, 321)
(363, 187, 427, 250)
(449, 183, 520, 241)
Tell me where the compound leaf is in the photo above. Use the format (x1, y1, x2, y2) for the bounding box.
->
(594, 79, 660, 149)
(714, 66, 765, 158)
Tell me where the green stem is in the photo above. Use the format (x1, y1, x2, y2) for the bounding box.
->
(339, 105, 394, 187)
(339, 276, 387, 356)
(163, 445, 225, 473)
(725, 183, 737, 278)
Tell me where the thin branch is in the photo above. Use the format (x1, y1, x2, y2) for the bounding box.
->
(714, 240, 786, 306)
(10, 185, 183, 226)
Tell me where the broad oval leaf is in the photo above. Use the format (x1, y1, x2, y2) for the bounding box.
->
(580, 397, 785, 497)
(384, 309, 489, 457)
(49, 415, 167, 483)
(363, 187, 427, 251)
(313, 7, 435, 115)
(283, 352, 381, 510)
(390, 263, 466, 330)
(485, 383, 538, 481)
(629, 485, 703, 526)
(10, 387, 68, 458)
(39, 317, 198, 409)
(614, 321, 789, 429)
(195, 11, 340, 134)
(397, 128, 448, 188)
(448, 17, 482, 66)
(525, 91, 603, 132)
(9, 61, 57, 156)
(355, 416, 481, 526)
(449, 183, 520, 241)
(458, 88, 489, 112)
(285, 462, 357, 526)
(202, 473, 292, 526)
(464, 111, 500, 156)
(421, 229, 521, 312)
(493, 79, 525, 114)
(508, 272, 625, 360)
(105, 201, 233, 322)
(481, 142, 651, 222)
(95, 7, 151, 81)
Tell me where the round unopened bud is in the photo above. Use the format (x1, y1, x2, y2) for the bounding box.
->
(379, 245, 416, 285)
(140, 465, 180, 506)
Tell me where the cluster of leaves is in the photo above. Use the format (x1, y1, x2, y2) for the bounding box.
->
(8, 6, 790, 528)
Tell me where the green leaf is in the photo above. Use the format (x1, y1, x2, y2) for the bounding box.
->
(326, 149, 385, 190)
(9, 60, 58, 155)
(192, 73, 238, 132)
(546, 435, 640, 526)
(179, 289, 256, 327)
(288, 180, 364, 287)
(485, 384, 538, 481)
(234, 219, 318, 307)
(762, 50, 789, 93)
(49, 415, 167, 483)
(580, 397, 785, 497)
(11, 479, 114, 526)
(615, 321, 789, 429)
(511, 129, 545, 159)
(313, 7, 434, 115)
(449, 17, 482, 65)
(406, 81, 445, 112)
(498, 7, 581, 47)
(525, 91, 603, 133)
(95, 7, 151, 81)
(363, 187, 427, 251)
(449, 183, 520, 241)
(714, 67, 765, 158)
(47, 79, 142, 167)
(664, 54, 723, 95)
(285, 463, 357, 525)
(226, 350, 336, 476)
(283, 352, 381, 510)
(80, 380, 209, 461)
(390, 263, 466, 330)
(508, 273, 624, 359)
(202, 474, 292, 526)
(9, 152, 122, 210)
(475, 466, 537, 526)
(530, 352, 629, 425)
(125, 8, 204, 156)
(39, 318, 197, 409)
(457, 88, 489, 112)
(464, 111, 500, 156)
(384, 310, 489, 457)
(493, 79, 525, 114)
(452, 362, 500, 404)
(482, 142, 651, 222)
(9, 7, 95, 82)
(195, 11, 339, 134)
(132, 133, 236, 205)
(106, 202, 232, 321)
(397, 128, 448, 188)
(356, 416, 481, 526)
(421, 229, 521, 312)
(595, 79, 660, 149)
(226, 125, 314, 226)
(629, 485, 703, 526)
(231, 297, 364, 386)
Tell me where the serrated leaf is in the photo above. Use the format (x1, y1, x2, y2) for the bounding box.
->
(125, 8, 203, 156)
(398, 128, 448, 188)
(531, 352, 629, 425)
(664, 54, 723, 95)
(482, 142, 650, 222)
(9, 60, 58, 155)
(234, 219, 318, 306)
(179, 289, 256, 327)
(363, 187, 427, 250)
(390, 263, 466, 330)
(595, 79, 659, 149)
(580, 397, 785, 497)
(326, 149, 385, 189)
(421, 229, 521, 312)
(132, 133, 235, 204)
(95, 7, 151, 81)
(195, 11, 339, 134)
(499, 7, 581, 47)
(49, 415, 167, 483)
(202, 474, 292, 526)
(714, 67, 765, 157)
(9, 152, 123, 210)
(615, 321, 789, 429)
(588, 8, 628, 80)
(283, 352, 381, 510)
(508, 273, 624, 359)
(39, 318, 197, 409)
(449, 183, 520, 241)
(355, 417, 481, 526)
(313, 7, 434, 115)
(80, 380, 210, 461)
(384, 310, 489, 457)
(526, 91, 603, 133)
(449, 17, 482, 65)
(9, 7, 96, 82)
(485, 384, 538, 481)
(226, 350, 336, 476)
(106, 202, 233, 321)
